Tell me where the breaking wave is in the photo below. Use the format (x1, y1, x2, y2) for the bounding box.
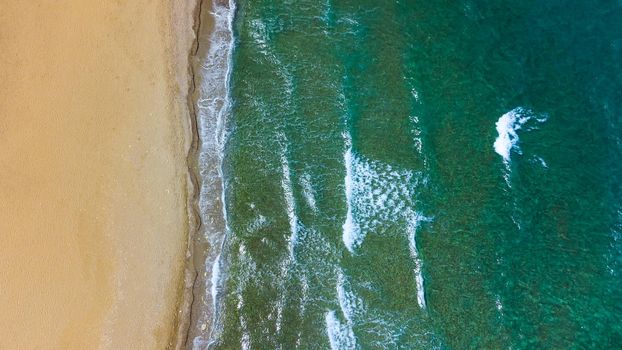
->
(494, 107, 548, 164)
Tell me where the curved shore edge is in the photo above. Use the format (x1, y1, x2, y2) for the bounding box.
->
(171, 0, 207, 348)
(175, 0, 237, 348)
(168, 0, 209, 349)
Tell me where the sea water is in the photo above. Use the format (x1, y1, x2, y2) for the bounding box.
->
(197, 0, 622, 348)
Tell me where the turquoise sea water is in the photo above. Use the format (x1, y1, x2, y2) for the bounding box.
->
(197, 0, 622, 348)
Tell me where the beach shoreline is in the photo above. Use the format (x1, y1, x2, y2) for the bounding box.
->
(180, 0, 237, 347)
(0, 1, 202, 348)
(172, 0, 211, 348)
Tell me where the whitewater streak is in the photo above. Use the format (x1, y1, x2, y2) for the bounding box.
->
(407, 212, 428, 309)
(342, 132, 360, 253)
(280, 137, 299, 260)
(193, 0, 236, 348)
(326, 271, 360, 350)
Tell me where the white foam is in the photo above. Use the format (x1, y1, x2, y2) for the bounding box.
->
(406, 213, 429, 309)
(341, 132, 424, 253)
(336, 271, 363, 324)
(274, 146, 302, 339)
(325, 267, 361, 349)
(494, 107, 548, 164)
(300, 172, 318, 212)
(342, 144, 362, 253)
(249, 18, 294, 107)
(299, 274, 310, 316)
(494, 108, 527, 163)
(246, 214, 268, 233)
(237, 294, 252, 350)
(409, 115, 424, 155)
(325, 311, 356, 350)
(249, 19, 270, 55)
(411, 88, 420, 103)
(194, 0, 237, 346)
(495, 296, 503, 312)
(274, 295, 284, 334)
(534, 155, 548, 168)
(293, 274, 310, 348)
(320, 0, 332, 25)
(280, 144, 299, 259)
(210, 254, 221, 311)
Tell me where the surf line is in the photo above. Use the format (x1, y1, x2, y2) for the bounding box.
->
(191, 0, 237, 348)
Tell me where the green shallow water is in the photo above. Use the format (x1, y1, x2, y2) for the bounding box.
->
(209, 0, 622, 348)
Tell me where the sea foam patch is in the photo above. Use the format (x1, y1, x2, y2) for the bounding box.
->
(324, 270, 364, 350)
(493, 107, 548, 163)
(325, 311, 356, 350)
(494, 107, 530, 163)
(336, 270, 364, 324)
(342, 138, 425, 253)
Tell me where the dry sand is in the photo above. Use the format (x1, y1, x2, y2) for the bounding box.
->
(0, 0, 199, 348)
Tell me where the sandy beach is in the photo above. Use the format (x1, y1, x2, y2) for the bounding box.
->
(0, 0, 199, 348)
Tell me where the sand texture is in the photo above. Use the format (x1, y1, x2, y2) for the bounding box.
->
(0, 0, 198, 348)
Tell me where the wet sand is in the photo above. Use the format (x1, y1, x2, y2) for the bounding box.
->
(0, 1, 199, 348)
